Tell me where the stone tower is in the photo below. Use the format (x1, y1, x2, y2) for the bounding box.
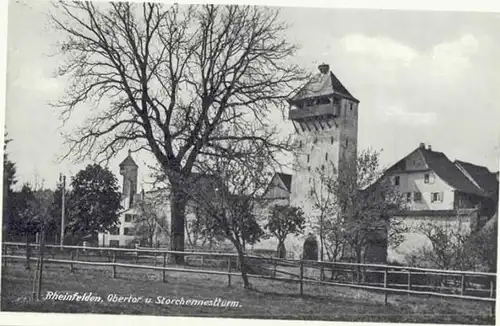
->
(119, 150, 138, 209)
(288, 63, 359, 258)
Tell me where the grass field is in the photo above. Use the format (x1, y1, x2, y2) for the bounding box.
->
(1, 261, 495, 324)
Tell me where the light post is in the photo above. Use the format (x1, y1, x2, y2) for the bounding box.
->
(59, 174, 66, 248)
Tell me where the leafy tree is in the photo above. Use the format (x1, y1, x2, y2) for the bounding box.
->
(469, 216, 497, 272)
(408, 212, 495, 272)
(266, 204, 305, 258)
(51, 2, 307, 262)
(2, 133, 17, 240)
(10, 184, 39, 239)
(65, 164, 122, 244)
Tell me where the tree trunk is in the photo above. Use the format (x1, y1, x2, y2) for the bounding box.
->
(277, 241, 286, 259)
(170, 187, 187, 264)
(234, 241, 250, 289)
(25, 235, 31, 270)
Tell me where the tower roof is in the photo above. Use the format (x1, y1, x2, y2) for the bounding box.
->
(289, 64, 359, 103)
(119, 150, 138, 168)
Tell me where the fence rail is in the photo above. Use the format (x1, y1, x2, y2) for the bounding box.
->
(2, 242, 496, 307)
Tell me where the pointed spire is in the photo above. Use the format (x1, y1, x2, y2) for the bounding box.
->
(119, 149, 138, 168)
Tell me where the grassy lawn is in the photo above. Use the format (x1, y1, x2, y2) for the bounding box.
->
(1, 261, 495, 324)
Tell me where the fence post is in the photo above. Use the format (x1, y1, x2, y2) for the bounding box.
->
(36, 228, 45, 301)
(26, 239, 31, 270)
(299, 260, 304, 296)
(227, 256, 232, 287)
(162, 252, 167, 283)
(490, 276, 496, 318)
(407, 269, 411, 297)
(154, 250, 157, 267)
(273, 258, 277, 279)
(112, 251, 117, 278)
(383, 267, 388, 306)
(135, 248, 139, 264)
(70, 250, 75, 272)
(3, 245, 7, 268)
(460, 274, 466, 296)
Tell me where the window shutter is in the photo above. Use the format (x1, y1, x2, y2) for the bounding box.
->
(439, 192, 444, 202)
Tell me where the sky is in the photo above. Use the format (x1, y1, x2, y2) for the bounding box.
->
(4, 0, 500, 191)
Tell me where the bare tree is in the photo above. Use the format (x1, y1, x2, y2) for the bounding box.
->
(134, 196, 169, 247)
(51, 2, 308, 262)
(186, 142, 273, 289)
(312, 149, 406, 268)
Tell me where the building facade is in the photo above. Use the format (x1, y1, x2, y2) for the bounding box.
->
(384, 143, 498, 263)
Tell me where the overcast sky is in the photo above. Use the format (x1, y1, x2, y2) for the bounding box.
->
(4, 0, 500, 190)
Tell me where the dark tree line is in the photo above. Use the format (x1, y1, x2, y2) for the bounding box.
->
(2, 137, 122, 246)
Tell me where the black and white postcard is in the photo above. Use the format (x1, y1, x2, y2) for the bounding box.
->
(1, 0, 499, 325)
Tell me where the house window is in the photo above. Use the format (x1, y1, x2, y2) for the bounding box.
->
(109, 240, 120, 248)
(124, 228, 133, 236)
(124, 214, 135, 222)
(331, 136, 334, 144)
(406, 192, 412, 202)
(424, 173, 430, 184)
(307, 154, 310, 163)
(109, 226, 119, 235)
(414, 192, 422, 202)
(394, 176, 400, 186)
(431, 192, 443, 203)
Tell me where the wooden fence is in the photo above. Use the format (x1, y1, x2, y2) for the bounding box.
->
(2, 242, 496, 310)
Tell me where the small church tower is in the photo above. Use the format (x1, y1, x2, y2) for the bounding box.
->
(288, 64, 359, 257)
(119, 150, 138, 209)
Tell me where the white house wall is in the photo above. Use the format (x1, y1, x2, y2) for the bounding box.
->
(392, 171, 455, 210)
(388, 213, 475, 264)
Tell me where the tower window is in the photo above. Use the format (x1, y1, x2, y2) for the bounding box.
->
(308, 166, 311, 172)
(124, 214, 135, 222)
(345, 139, 349, 147)
(313, 138, 318, 144)
(299, 140, 303, 148)
(307, 154, 310, 163)
(350, 103, 354, 111)
(330, 136, 334, 144)
(325, 153, 328, 161)
(321, 165, 325, 171)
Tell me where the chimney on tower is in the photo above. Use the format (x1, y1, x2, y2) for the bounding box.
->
(318, 63, 330, 74)
(427, 144, 432, 151)
(419, 142, 425, 149)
